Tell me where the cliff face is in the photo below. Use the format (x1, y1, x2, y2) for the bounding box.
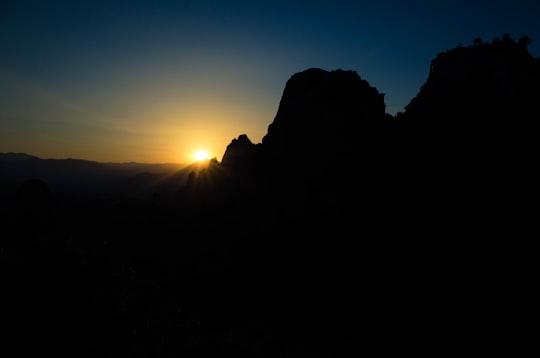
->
(219, 68, 392, 221)
(208, 35, 539, 231)
(261, 68, 387, 165)
(220, 134, 259, 171)
(402, 35, 539, 129)
(398, 35, 539, 190)
(222, 68, 390, 175)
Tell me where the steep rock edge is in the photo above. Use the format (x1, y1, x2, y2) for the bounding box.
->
(185, 36, 539, 234)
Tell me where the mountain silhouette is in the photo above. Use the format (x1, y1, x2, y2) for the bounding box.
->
(216, 68, 393, 224)
(1, 34, 536, 356)
(203, 34, 538, 235)
(173, 35, 538, 353)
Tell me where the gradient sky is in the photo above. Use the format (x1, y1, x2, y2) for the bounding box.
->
(1, 0, 539, 164)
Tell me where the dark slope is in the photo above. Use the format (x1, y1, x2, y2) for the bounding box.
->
(216, 35, 538, 236)
(2, 35, 537, 356)
(179, 35, 538, 352)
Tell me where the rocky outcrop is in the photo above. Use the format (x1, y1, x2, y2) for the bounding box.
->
(261, 68, 389, 168)
(218, 68, 394, 222)
(221, 68, 390, 174)
(397, 34, 539, 191)
(220, 134, 259, 171)
(401, 34, 539, 135)
(191, 35, 540, 232)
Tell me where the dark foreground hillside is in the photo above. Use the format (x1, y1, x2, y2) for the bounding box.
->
(1, 35, 536, 357)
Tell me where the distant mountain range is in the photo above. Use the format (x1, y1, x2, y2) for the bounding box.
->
(0, 152, 203, 198)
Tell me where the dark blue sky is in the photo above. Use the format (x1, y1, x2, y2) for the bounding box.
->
(1, 0, 539, 163)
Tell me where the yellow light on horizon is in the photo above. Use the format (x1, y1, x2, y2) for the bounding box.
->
(193, 149, 211, 162)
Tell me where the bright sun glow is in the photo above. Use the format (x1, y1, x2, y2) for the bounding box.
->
(193, 149, 211, 161)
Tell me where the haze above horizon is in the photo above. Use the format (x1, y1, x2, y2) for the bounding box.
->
(1, 0, 539, 164)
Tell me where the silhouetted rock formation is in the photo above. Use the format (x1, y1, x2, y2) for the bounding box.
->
(219, 68, 395, 225)
(3, 35, 537, 357)
(216, 36, 538, 231)
(222, 68, 390, 172)
(395, 34, 539, 227)
(200, 41, 539, 352)
(401, 34, 539, 161)
(261, 68, 388, 166)
(221, 134, 259, 170)
(403, 34, 539, 126)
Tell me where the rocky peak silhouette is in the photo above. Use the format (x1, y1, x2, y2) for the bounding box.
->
(398, 34, 539, 190)
(261, 68, 387, 165)
(402, 34, 539, 127)
(221, 68, 389, 175)
(5, 36, 537, 357)
(199, 35, 538, 229)
(220, 133, 259, 171)
(217, 68, 392, 223)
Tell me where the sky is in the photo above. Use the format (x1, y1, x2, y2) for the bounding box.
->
(1, 0, 539, 164)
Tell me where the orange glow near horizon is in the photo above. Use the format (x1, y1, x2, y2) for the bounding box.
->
(193, 149, 211, 162)
(0, 64, 269, 166)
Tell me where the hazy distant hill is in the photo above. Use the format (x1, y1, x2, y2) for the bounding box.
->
(0, 153, 40, 162)
(0, 152, 196, 198)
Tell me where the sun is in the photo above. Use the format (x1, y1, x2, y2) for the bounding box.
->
(193, 149, 211, 162)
